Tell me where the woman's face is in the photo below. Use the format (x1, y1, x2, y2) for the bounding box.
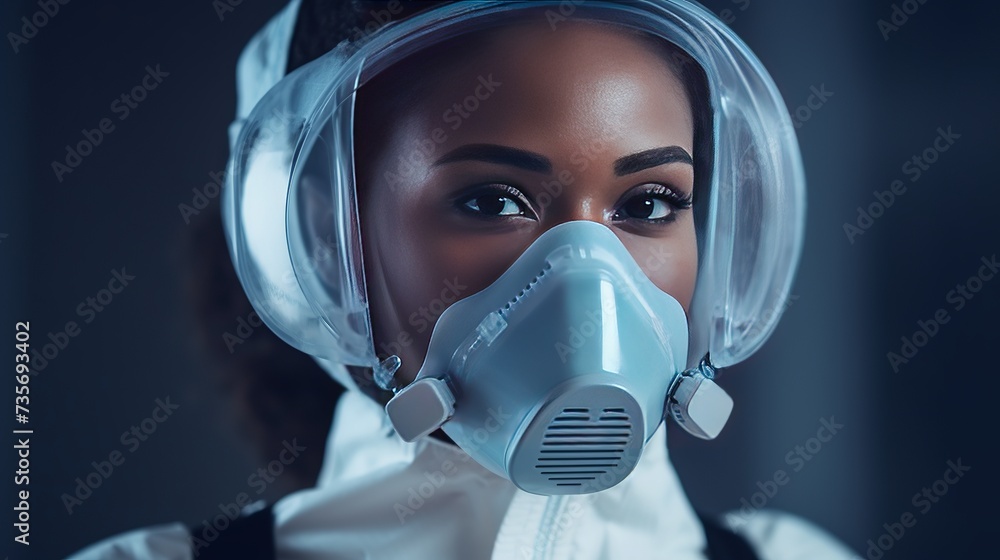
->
(355, 22, 699, 384)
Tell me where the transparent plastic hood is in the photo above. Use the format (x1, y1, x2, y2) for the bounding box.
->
(223, 0, 806, 391)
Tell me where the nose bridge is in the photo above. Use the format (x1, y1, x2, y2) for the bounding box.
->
(529, 172, 654, 269)
(538, 173, 605, 226)
(530, 178, 630, 260)
(552, 201, 601, 225)
(533, 189, 670, 281)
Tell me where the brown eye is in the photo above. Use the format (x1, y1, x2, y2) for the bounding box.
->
(632, 196, 667, 219)
(455, 183, 533, 219)
(612, 184, 693, 224)
(614, 195, 673, 221)
(462, 194, 523, 216)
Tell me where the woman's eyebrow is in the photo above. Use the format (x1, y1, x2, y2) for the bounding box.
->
(434, 143, 552, 173)
(613, 146, 693, 176)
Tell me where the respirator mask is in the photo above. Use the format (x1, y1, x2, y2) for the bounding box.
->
(383, 220, 731, 494)
(223, 0, 806, 495)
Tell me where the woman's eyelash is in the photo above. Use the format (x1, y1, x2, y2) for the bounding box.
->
(491, 183, 529, 202)
(456, 183, 525, 200)
(611, 183, 693, 224)
(454, 183, 534, 217)
(643, 184, 693, 208)
(454, 182, 691, 223)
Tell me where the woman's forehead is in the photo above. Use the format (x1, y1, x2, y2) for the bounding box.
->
(381, 21, 695, 163)
(422, 20, 691, 105)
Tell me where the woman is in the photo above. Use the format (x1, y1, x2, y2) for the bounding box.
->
(71, 1, 858, 558)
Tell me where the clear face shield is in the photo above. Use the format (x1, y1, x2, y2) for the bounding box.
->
(223, 0, 805, 494)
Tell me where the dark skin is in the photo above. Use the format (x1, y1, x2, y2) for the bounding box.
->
(354, 22, 699, 387)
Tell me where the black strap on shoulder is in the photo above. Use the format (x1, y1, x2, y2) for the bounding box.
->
(188, 503, 275, 560)
(698, 512, 761, 560)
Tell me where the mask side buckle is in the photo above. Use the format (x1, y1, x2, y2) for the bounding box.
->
(373, 355, 402, 393)
(666, 354, 734, 440)
(385, 376, 456, 442)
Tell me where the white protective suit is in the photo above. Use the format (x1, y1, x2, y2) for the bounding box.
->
(69, 2, 860, 558)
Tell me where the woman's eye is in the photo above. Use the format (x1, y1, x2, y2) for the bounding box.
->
(456, 184, 533, 218)
(612, 185, 693, 224)
(616, 195, 673, 221)
(462, 195, 524, 216)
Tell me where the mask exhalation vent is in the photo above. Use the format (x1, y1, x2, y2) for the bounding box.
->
(532, 406, 633, 488)
(506, 381, 644, 495)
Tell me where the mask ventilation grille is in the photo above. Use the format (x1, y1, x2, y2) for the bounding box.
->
(499, 261, 553, 319)
(533, 406, 633, 488)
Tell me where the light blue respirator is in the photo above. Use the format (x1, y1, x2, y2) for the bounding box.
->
(223, 0, 806, 495)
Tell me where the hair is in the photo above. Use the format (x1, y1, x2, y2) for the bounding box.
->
(183, 208, 342, 496)
(287, 1, 456, 72)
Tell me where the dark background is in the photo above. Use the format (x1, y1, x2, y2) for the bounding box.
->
(2, 1, 998, 558)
